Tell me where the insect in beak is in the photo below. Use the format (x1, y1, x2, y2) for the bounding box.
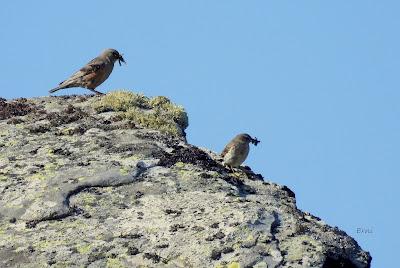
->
(118, 54, 126, 66)
(252, 137, 260, 146)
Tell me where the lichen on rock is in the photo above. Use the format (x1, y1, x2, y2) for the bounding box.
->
(0, 93, 371, 268)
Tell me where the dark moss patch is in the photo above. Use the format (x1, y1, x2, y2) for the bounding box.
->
(87, 250, 106, 263)
(0, 98, 40, 120)
(164, 209, 182, 216)
(52, 148, 72, 156)
(155, 243, 169, 249)
(127, 246, 139, 255)
(281, 185, 295, 198)
(7, 117, 25, 124)
(210, 222, 219, 228)
(192, 226, 205, 232)
(134, 131, 182, 147)
(143, 252, 161, 263)
(322, 256, 360, 268)
(46, 104, 88, 127)
(210, 249, 222, 260)
(222, 247, 234, 254)
(158, 145, 221, 171)
(27, 124, 51, 134)
(169, 224, 185, 232)
(55, 125, 87, 136)
(206, 231, 225, 241)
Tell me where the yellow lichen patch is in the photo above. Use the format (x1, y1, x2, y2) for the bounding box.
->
(216, 262, 241, 268)
(93, 90, 188, 136)
(228, 262, 241, 268)
(106, 258, 125, 268)
(29, 172, 47, 181)
(44, 163, 58, 173)
(173, 163, 199, 181)
(279, 235, 323, 262)
(253, 262, 268, 268)
(79, 192, 97, 206)
(119, 166, 131, 175)
(5, 140, 18, 147)
(50, 261, 73, 268)
(76, 243, 92, 254)
(28, 162, 58, 180)
(33, 239, 64, 251)
(0, 128, 9, 137)
(174, 162, 186, 168)
(171, 256, 192, 267)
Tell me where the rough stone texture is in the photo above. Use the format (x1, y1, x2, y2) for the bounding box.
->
(0, 94, 371, 268)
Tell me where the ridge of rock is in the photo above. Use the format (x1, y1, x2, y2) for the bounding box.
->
(0, 92, 371, 267)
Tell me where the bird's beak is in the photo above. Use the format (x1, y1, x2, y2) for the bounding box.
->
(251, 137, 260, 146)
(118, 55, 126, 66)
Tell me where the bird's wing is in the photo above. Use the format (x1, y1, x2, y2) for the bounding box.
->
(58, 57, 106, 86)
(221, 141, 234, 157)
(79, 57, 106, 74)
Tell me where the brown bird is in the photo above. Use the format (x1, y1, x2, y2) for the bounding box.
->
(49, 48, 126, 95)
(221, 133, 260, 171)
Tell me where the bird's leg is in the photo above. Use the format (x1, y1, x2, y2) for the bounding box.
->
(229, 166, 235, 173)
(87, 88, 105, 95)
(223, 163, 233, 173)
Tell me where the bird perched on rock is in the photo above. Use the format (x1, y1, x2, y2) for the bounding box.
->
(49, 49, 126, 95)
(221, 133, 260, 171)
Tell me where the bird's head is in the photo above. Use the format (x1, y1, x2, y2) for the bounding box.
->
(103, 48, 126, 66)
(238, 133, 260, 146)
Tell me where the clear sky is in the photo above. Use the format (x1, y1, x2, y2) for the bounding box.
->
(1, 1, 399, 267)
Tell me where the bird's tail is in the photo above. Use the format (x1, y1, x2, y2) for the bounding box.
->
(49, 80, 71, 94)
(49, 86, 64, 94)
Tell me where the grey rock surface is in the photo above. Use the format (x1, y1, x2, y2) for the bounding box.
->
(0, 94, 371, 267)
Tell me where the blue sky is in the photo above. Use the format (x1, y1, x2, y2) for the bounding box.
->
(1, 1, 399, 266)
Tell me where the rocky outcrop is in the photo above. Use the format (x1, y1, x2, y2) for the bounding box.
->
(0, 92, 371, 268)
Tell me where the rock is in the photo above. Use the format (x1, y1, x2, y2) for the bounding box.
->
(0, 92, 371, 267)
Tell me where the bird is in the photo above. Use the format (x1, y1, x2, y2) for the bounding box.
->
(49, 48, 126, 95)
(221, 133, 260, 171)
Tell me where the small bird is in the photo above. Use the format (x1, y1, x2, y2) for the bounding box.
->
(221, 133, 260, 171)
(49, 48, 126, 95)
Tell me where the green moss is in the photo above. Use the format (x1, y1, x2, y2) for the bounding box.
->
(94, 90, 150, 112)
(124, 106, 184, 136)
(148, 96, 188, 129)
(93, 90, 188, 136)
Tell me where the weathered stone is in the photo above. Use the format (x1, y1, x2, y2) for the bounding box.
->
(0, 93, 371, 268)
